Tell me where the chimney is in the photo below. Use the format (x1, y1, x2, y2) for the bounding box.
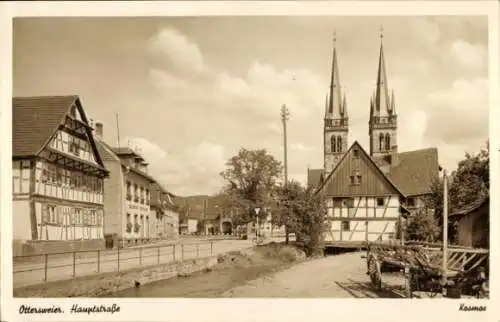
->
(95, 122, 103, 140)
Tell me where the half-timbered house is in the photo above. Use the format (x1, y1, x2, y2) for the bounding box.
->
(309, 33, 440, 246)
(12, 96, 109, 255)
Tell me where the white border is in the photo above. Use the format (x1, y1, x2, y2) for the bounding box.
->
(0, 1, 498, 322)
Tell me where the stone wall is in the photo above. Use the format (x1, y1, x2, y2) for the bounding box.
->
(14, 256, 217, 297)
(14, 239, 105, 257)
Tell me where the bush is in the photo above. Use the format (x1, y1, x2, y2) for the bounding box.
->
(278, 246, 298, 262)
(406, 209, 439, 242)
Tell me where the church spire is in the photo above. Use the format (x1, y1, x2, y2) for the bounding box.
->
(328, 31, 343, 118)
(373, 27, 391, 117)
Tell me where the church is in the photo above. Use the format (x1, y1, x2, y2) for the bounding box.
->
(308, 33, 440, 245)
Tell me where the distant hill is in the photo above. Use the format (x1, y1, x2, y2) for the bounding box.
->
(173, 195, 230, 220)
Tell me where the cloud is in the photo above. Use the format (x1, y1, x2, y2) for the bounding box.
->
(291, 143, 317, 151)
(149, 68, 188, 89)
(409, 18, 441, 46)
(449, 39, 487, 69)
(124, 137, 167, 162)
(141, 24, 487, 193)
(148, 27, 207, 74)
(150, 141, 228, 195)
(424, 77, 488, 168)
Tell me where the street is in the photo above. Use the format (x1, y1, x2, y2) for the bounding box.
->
(221, 252, 408, 298)
(13, 238, 266, 288)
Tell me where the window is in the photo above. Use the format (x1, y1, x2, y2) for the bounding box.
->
(385, 134, 391, 151)
(379, 133, 384, 151)
(350, 171, 361, 185)
(331, 136, 336, 153)
(341, 221, 350, 231)
(353, 148, 359, 158)
(377, 197, 385, 206)
(342, 198, 355, 208)
(336, 136, 342, 153)
(407, 197, 416, 207)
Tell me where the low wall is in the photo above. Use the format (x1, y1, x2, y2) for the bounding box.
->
(13, 239, 105, 257)
(14, 256, 218, 297)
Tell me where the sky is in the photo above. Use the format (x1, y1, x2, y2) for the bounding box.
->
(13, 16, 488, 196)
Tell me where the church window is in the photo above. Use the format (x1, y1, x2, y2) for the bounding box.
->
(331, 135, 336, 153)
(385, 134, 391, 151)
(336, 136, 342, 153)
(379, 133, 384, 151)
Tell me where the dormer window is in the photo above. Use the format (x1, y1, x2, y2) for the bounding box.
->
(350, 170, 361, 185)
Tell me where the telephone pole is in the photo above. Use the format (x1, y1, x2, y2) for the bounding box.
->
(281, 104, 290, 243)
(281, 104, 290, 185)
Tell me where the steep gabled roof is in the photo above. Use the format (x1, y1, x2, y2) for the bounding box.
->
(308, 147, 440, 197)
(450, 195, 489, 218)
(13, 95, 78, 156)
(316, 141, 405, 197)
(307, 168, 324, 188)
(12, 95, 106, 170)
(386, 148, 439, 196)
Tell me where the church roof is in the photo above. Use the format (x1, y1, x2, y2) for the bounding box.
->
(307, 146, 439, 197)
(386, 148, 439, 196)
(307, 168, 324, 188)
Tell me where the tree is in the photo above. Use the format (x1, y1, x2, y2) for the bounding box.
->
(422, 141, 489, 243)
(274, 180, 328, 255)
(220, 148, 283, 228)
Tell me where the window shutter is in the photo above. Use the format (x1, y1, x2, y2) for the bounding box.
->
(42, 206, 49, 224)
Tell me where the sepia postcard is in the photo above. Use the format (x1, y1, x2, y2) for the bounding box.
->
(0, 1, 498, 322)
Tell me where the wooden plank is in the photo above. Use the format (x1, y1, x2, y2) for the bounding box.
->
(330, 217, 398, 221)
(465, 255, 487, 272)
(448, 252, 466, 269)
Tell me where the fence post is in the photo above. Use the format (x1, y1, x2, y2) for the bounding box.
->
(44, 254, 48, 282)
(196, 243, 199, 258)
(173, 244, 176, 262)
(157, 247, 160, 264)
(139, 248, 143, 266)
(72, 252, 76, 278)
(181, 243, 184, 262)
(210, 241, 213, 256)
(97, 250, 101, 273)
(117, 247, 120, 272)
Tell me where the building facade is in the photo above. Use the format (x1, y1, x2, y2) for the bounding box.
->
(12, 96, 109, 255)
(309, 34, 440, 245)
(95, 125, 156, 245)
(150, 182, 180, 240)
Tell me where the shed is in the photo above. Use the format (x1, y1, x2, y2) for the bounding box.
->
(450, 196, 489, 248)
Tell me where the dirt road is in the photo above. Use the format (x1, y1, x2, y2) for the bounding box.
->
(221, 251, 408, 298)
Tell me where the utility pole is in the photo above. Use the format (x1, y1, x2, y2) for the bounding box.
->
(442, 169, 449, 294)
(281, 104, 290, 244)
(203, 199, 208, 235)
